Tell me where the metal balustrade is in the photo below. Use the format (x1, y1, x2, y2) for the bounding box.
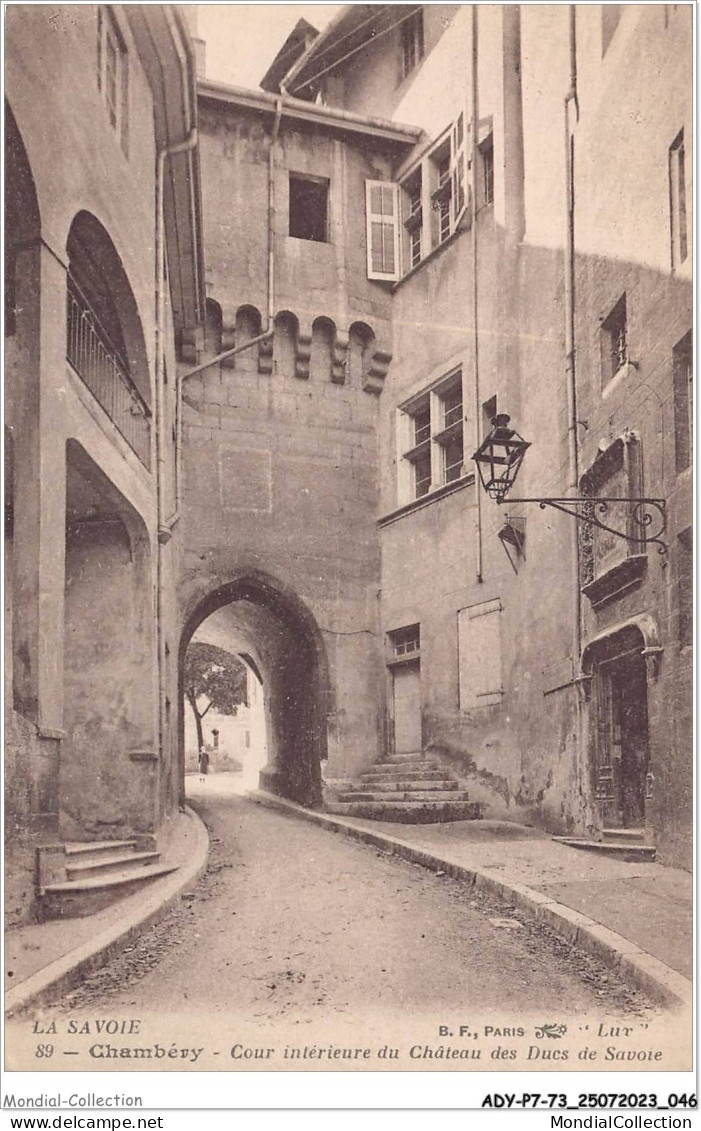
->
(66, 279, 151, 467)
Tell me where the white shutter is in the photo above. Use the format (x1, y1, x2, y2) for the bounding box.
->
(365, 180, 400, 281)
(451, 111, 468, 227)
(458, 598, 503, 709)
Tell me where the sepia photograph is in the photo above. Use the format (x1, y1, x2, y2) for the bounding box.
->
(3, 0, 694, 1090)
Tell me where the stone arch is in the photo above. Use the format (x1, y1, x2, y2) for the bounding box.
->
(310, 316, 336, 381)
(236, 303, 262, 341)
(66, 210, 151, 414)
(5, 101, 42, 722)
(581, 613, 663, 684)
(235, 303, 262, 363)
(5, 100, 41, 339)
(348, 320, 376, 388)
(178, 570, 331, 808)
(273, 309, 299, 376)
(204, 297, 223, 356)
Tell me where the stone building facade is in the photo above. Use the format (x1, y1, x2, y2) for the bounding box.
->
(182, 3, 691, 865)
(5, 5, 204, 922)
(5, 2, 692, 928)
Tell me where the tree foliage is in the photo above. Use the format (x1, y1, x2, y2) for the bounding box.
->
(184, 642, 249, 751)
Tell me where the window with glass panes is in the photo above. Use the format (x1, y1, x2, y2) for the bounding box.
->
(400, 370, 465, 502)
(391, 623, 421, 657)
(403, 169, 423, 269)
(401, 10, 424, 79)
(97, 8, 128, 154)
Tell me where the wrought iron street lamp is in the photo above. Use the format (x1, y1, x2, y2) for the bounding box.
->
(472, 413, 530, 502)
(472, 414, 668, 554)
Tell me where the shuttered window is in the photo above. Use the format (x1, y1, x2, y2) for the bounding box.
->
(365, 181, 400, 281)
(458, 599, 503, 709)
(451, 112, 467, 220)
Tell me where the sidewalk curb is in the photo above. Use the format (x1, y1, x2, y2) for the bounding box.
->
(5, 807, 210, 1017)
(248, 790, 692, 1012)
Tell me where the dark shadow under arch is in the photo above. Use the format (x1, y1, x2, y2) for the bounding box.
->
(5, 101, 41, 338)
(178, 571, 331, 809)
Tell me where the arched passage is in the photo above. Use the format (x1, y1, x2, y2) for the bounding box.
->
(178, 573, 330, 808)
(62, 440, 156, 839)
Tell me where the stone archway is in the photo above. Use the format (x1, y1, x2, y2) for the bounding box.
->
(178, 571, 331, 809)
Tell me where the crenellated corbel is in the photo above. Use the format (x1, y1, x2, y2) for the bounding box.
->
(331, 331, 349, 384)
(179, 325, 200, 366)
(220, 308, 237, 367)
(363, 346, 392, 395)
(295, 321, 313, 380)
(258, 334, 274, 375)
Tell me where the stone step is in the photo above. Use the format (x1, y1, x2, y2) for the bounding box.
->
(382, 752, 426, 763)
(552, 837, 656, 861)
(354, 778, 459, 793)
(327, 800, 483, 824)
(376, 760, 440, 773)
(64, 840, 140, 863)
(66, 850, 162, 879)
(40, 863, 179, 920)
(360, 768, 447, 783)
(601, 827, 645, 843)
(337, 789, 471, 803)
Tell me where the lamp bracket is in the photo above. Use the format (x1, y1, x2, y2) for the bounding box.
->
(497, 496, 668, 555)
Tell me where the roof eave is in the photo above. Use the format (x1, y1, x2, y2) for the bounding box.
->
(198, 77, 424, 150)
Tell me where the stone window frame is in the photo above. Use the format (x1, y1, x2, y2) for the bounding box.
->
(600, 293, 628, 388)
(399, 9, 424, 81)
(288, 172, 330, 243)
(578, 432, 648, 609)
(97, 7, 129, 157)
(395, 115, 470, 281)
(669, 128, 688, 271)
(397, 367, 466, 504)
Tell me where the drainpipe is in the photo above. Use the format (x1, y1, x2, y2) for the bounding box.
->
(563, 5, 581, 667)
(268, 97, 282, 330)
(163, 97, 282, 533)
(155, 130, 198, 544)
(154, 130, 197, 773)
(471, 5, 483, 583)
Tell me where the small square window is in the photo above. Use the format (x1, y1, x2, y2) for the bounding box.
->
(600, 294, 628, 385)
(289, 174, 329, 242)
(391, 624, 421, 657)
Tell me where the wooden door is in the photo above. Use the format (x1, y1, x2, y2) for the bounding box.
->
(597, 654, 649, 829)
(393, 661, 422, 753)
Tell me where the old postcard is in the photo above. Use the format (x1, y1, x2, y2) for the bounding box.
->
(3, 0, 694, 1096)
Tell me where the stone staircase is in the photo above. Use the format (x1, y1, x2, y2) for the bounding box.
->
(37, 838, 179, 920)
(325, 751, 483, 824)
(552, 827, 656, 862)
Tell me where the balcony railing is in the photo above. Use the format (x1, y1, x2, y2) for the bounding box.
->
(66, 278, 151, 467)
